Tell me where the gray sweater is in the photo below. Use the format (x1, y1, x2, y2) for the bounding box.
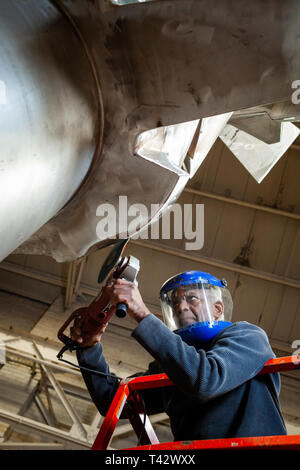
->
(77, 314, 287, 440)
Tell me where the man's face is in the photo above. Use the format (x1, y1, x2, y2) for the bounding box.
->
(171, 287, 223, 328)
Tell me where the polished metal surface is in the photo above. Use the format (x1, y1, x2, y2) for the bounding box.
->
(0, 0, 100, 261)
(1, 0, 300, 262)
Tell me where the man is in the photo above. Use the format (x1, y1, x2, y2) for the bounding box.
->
(71, 271, 287, 440)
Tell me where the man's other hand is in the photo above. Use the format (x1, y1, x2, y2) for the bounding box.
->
(70, 314, 107, 348)
(107, 279, 151, 323)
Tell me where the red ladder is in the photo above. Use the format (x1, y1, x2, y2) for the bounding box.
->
(92, 355, 300, 450)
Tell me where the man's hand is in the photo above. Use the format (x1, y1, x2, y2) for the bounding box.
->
(107, 278, 151, 323)
(70, 314, 107, 348)
(69, 279, 150, 347)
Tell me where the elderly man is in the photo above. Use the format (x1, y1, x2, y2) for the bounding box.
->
(72, 271, 287, 440)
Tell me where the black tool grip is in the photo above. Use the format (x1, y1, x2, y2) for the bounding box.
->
(116, 302, 127, 318)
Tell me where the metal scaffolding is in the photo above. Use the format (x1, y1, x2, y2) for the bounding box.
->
(0, 328, 169, 450)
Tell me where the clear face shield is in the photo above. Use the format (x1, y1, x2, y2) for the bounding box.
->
(160, 272, 232, 346)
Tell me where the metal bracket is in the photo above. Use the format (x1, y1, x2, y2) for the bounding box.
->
(110, 0, 158, 6)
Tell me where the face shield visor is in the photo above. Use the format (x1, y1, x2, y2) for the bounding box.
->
(160, 271, 232, 346)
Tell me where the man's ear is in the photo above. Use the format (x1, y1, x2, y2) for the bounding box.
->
(214, 301, 224, 320)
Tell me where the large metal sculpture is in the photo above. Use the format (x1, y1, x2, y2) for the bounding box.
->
(0, 0, 299, 262)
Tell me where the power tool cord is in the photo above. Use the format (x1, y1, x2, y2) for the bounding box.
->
(57, 355, 148, 445)
(57, 355, 123, 381)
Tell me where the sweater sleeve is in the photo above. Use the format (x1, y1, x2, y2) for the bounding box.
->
(132, 314, 275, 403)
(76, 342, 120, 416)
(76, 342, 166, 417)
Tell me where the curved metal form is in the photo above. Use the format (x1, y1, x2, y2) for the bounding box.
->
(0, 0, 101, 262)
(1, 0, 300, 262)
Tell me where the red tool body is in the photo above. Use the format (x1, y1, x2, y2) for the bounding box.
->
(57, 287, 115, 349)
(57, 241, 140, 354)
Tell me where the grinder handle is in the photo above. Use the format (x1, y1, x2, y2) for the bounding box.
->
(116, 302, 127, 318)
(57, 307, 87, 345)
